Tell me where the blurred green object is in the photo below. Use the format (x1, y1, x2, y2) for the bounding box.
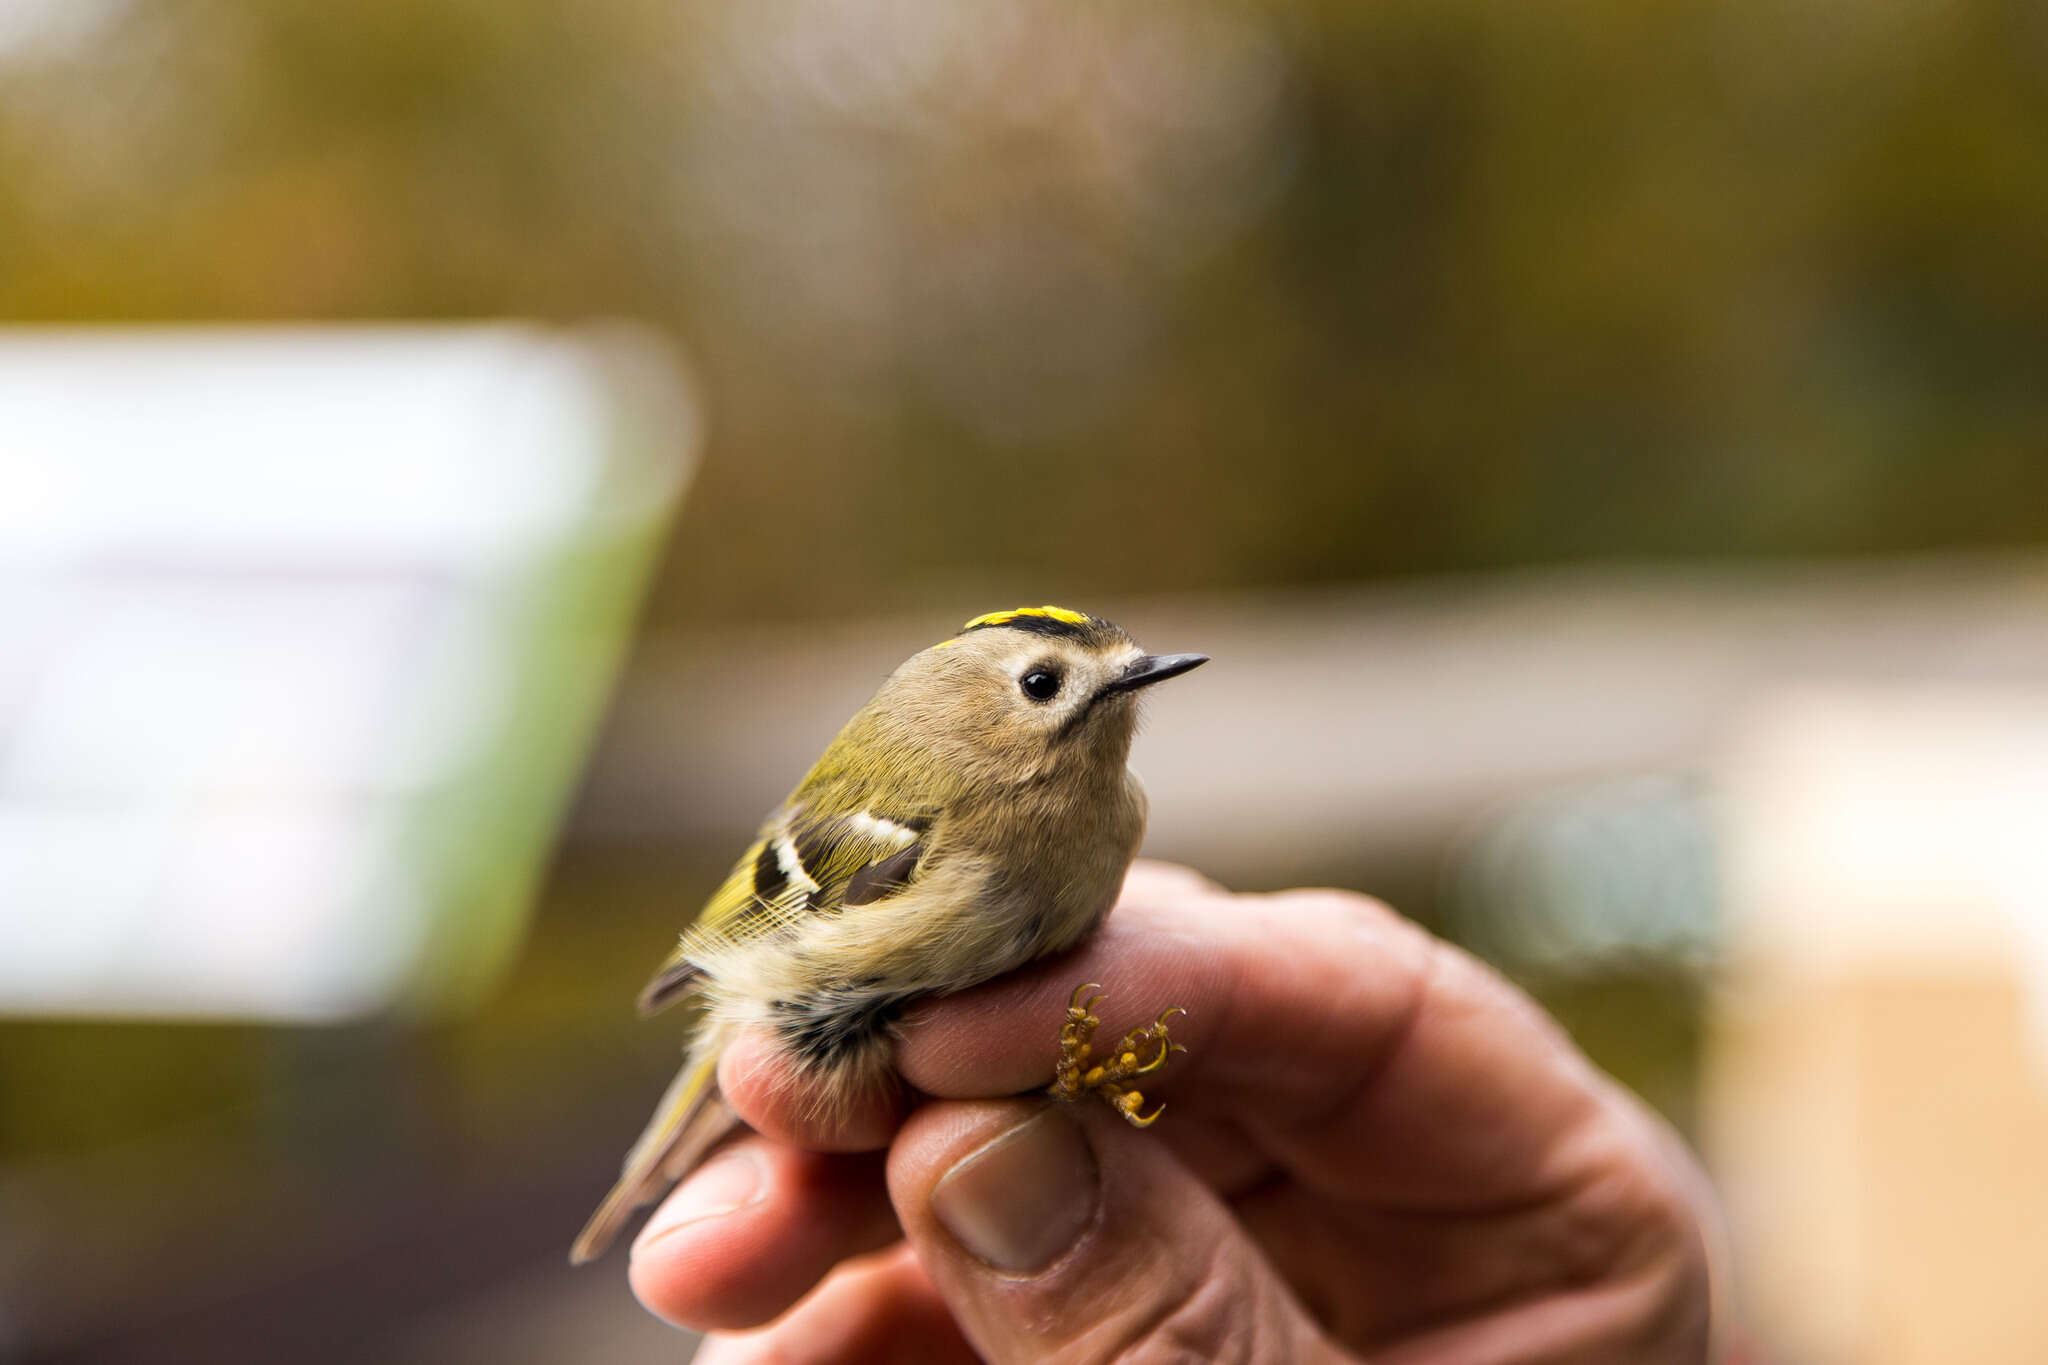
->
(393, 329, 700, 1015)
(0, 324, 698, 1020)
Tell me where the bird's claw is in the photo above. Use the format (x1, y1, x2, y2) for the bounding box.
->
(1047, 982, 1187, 1128)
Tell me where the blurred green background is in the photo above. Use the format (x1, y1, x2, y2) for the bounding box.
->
(2, 0, 2045, 1359)
(9, 0, 2046, 610)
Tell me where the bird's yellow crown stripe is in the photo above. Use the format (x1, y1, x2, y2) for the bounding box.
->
(934, 604, 1108, 649)
(960, 605, 1093, 630)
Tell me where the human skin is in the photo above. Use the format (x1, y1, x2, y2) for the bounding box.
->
(625, 861, 1724, 1364)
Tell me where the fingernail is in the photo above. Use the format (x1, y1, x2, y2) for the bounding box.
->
(632, 1150, 764, 1256)
(931, 1107, 1097, 1272)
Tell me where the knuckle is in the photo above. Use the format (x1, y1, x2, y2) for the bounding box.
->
(1552, 1114, 1693, 1282)
(1066, 1247, 1274, 1365)
(1609, 1112, 1709, 1264)
(1261, 886, 1397, 928)
(1250, 888, 1418, 965)
(1560, 1105, 1718, 1356)
(1124, 859, 1227, 900)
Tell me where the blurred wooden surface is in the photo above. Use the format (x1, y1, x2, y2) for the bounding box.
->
(579, 554, 2048, 879)
(1710, 688, 2048, 1365)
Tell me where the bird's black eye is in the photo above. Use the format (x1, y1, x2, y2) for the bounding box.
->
(1020, 668, 1062, 702)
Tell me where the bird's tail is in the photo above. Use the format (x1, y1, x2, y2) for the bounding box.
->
(570, 1047, 737, 1264)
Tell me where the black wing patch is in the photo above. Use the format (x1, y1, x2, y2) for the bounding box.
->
(842, 839, 925, 907)
(786, 810, 930, 913)
(753, 839, 790, 903)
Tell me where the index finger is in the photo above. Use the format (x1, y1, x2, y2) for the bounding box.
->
(896, 861, 1614, 1211)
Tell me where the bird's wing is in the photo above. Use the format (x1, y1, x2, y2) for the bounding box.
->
(635, 802, 932, 1017)
(569, 1047, 734, 1262)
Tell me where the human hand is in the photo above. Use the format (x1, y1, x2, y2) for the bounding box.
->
(627, 861, 1724, 1363)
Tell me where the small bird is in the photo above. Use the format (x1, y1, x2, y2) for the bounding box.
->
(571, 606, 1206, 1263)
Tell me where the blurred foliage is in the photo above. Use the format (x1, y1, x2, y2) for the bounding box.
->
(3, 0, 2045, 634)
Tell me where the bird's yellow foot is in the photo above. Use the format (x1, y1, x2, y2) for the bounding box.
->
(1047, 982, 1186, 1127)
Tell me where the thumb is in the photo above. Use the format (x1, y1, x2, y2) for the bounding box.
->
(889, 1099, 1342, 1365)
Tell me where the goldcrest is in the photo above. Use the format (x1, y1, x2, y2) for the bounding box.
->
(572, 606, 1206, 1264)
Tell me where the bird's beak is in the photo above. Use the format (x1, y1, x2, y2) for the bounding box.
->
(1104, 652, 1209, 694)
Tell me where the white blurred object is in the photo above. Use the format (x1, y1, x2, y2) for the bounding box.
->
(0, 325, 698, 1020)
(1721, 687, 2048, 1049)
(0, 0, 122, 60)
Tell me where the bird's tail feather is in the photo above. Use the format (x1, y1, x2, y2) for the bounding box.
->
(570, 1049, 736, 1264)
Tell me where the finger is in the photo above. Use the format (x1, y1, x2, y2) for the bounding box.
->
(715, 1025, 909, 1153)
(692, 1243, 979, 1365)
(1232, 1135, 1709, 1354)
(897, 877, 1430, 1105)
(889, 1098, 1343, 1365)
(1121, 856, 1228, 900)
(897, 873, 1611, 1210)
(629, 1136, 899, 1332)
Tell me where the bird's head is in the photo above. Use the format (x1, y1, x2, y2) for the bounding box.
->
(879, 606, 1207, 786)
